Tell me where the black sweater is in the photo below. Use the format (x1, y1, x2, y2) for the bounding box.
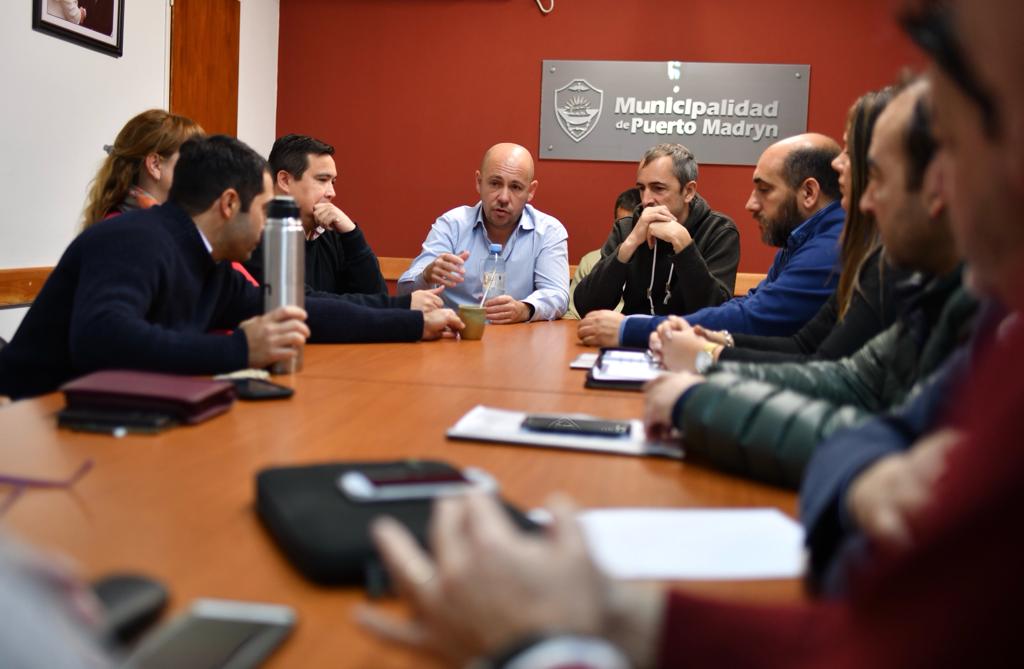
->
(244, 226, 412, 309)
(572, 194, 739, 317)
(721, 248, 921, 364)
(0, 204, 423, 399)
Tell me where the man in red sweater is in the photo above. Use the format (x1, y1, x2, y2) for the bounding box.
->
(360, 2, 1024, 667)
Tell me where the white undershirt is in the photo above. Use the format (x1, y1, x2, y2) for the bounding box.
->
(194, 225, 213, 256)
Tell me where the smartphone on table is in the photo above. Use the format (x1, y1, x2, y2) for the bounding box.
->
(338, 461, 498, 503)
(122, 598, 295, 669)
(521, 414, 632, 437)
(229, 378, 294, 401)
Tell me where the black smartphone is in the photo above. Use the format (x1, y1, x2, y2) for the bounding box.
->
(521, 415, 632, 437)
(230, 378, 294, 401)
(57, 408, 177, 434)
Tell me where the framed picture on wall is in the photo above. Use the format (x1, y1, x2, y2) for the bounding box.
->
(32, 0, 124, 57)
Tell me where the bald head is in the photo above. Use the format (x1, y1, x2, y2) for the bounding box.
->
(764, 133, 842, 203)
(772, 132, 841, 156)
(480, 143, 536, 181)
(476, 143, 539, 233)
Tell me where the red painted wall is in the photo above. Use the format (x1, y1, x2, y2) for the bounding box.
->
(277, 0, 922, 273)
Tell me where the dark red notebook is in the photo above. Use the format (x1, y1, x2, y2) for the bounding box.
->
(60, 370, 236, 425)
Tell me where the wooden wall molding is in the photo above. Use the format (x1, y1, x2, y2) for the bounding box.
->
(734, 272, 763, 297)
(0, 267, 52, 307)
(0, 261, 763, 309)
(378, 257, 763, 297)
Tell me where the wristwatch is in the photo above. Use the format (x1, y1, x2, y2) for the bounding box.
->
(695, 342, 718, 374)
(475, 634, 630, 669)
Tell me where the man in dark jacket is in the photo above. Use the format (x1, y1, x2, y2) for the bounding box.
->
(572, 144, 739, 318)
(244, 134, 443, 312)
(0, 136, 463, 400)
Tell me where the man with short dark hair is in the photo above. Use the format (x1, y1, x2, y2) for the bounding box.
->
(0, 135, 462, 400)
(244, 134, 442, 312)
(578, 133, 844, 348)
(613, 187, 641, 219)
(572, 144, 739, 319)
(564, 188, 642, 320)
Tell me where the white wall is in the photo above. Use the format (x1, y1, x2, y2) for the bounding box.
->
(0, 1, 280, 342)
(238, 0, 280, 159)
(0, 2, 170, 269)
(0, 1, 170, 340)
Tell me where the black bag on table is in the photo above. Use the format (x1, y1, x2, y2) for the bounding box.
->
(255, 460, 535, 588)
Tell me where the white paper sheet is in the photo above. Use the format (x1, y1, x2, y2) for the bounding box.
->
(447, 405, 682, 459)
(578, 508, 805, 580)
(569, 352, 598, 369)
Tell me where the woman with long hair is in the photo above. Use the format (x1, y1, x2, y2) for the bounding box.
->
(833, 88, 889, 320)
(82, 109, 203, 228)
(81, 110, 258, 285)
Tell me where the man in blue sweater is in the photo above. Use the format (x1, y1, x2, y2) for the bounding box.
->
(577, 133, 844, 348)
(0, 135, 463, 400)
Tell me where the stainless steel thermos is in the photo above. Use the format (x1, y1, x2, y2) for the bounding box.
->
(262, 195, 305, 374)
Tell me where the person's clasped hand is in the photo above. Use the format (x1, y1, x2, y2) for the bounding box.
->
(655, 329, 714, 373)
(648, 315, 691, 360)
(643, 208, 693, 254)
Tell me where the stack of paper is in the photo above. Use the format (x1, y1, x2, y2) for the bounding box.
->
(447, 405, 682, 459)
(577, 508, 806, 580)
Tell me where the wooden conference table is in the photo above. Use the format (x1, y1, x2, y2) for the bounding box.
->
(0, 320, 801, 668)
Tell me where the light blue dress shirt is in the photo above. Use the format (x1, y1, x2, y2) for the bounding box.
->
(397, 203, 569, 321)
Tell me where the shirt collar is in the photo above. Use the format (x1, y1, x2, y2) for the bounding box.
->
(194, 224, 214, 256)
(473, 202, 535, 233)
(786, 200, 842, 250)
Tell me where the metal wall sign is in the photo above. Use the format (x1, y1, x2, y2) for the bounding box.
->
(540, 60, 810, 166)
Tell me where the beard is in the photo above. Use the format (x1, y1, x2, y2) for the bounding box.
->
(758, 193, 804, 247)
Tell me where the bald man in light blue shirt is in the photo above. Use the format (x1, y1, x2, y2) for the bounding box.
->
(398, 144, 569, 323)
